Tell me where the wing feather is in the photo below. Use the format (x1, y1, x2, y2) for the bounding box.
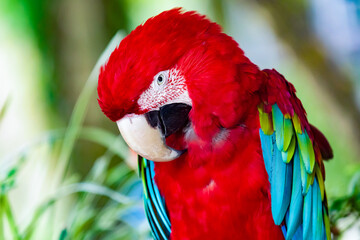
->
(139, 157, 171, 240)
(283, 118, 294, 151)
(270, 132, 293, 225)
(259, 69, 331, 240)
(286, 148, 303, 239)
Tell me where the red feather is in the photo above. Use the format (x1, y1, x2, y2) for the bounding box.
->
(155, 126, 284, 239)
(310, 124, 333, 160)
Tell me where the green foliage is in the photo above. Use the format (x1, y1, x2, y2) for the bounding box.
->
(329, 171, 360, 238)
(0, 151, 148, 240)
(0, 161, 19, 197)
(0, 98, 10, 125)
(0, 32, 150, 240)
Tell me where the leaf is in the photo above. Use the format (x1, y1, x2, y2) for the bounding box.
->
(79, 127, 129, 160)
(59, 229, 68, 240)
(58, 31, 126, 180)
(0, 97, 10, 123)
(0, 155, 24, 196)
(348, 171, 360, 195)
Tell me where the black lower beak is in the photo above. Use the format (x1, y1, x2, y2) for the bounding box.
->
(145, 103, 192, 138)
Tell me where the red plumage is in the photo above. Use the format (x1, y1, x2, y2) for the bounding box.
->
(98, 8, 330, 239)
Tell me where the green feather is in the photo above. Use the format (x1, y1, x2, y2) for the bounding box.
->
(258, 106, 274, 135)
(282, 135, 296, 163)
(292, 113, 302, 134)
(272, 104, 284, 151)
(315, 165, 325, 200)
(283, 118, 294, 151)
(323, 206, 331, 240)
(140, 159, 148, 199)
(297, 130, 315, 173)
(281, 151, 289, 164)
(300, 153, 311, 194)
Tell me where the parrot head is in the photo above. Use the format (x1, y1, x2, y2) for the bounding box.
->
(98, 8, 261, 163)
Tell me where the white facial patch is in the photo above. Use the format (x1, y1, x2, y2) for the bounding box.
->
(137, 68, 192, 111)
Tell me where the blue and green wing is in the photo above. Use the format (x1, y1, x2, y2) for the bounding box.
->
(138, 156, 171, 240)
(259, 104, 330, 240)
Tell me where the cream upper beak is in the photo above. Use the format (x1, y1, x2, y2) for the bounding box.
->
(117, 114, 182, 162)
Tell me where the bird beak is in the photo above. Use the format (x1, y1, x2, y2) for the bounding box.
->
(117, 103, 191, 162)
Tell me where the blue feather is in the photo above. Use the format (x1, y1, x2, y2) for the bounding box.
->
(150, 162, 172, 230)
(140, 157, 171, 240)
(271, 144, 293, 225)
(292, 223, 304, 240)
(303, 183, 313, 239)
(281, 225, 287, 237)
(300, 153, 310, 194)
(312, 179, 324, 239)
(286, 148, 303, 240)
(259, 129, 274, 179)
(145, 203, 160, 239)
(145, 169, 169, 239)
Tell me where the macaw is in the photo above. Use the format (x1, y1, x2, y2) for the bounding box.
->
(97, 9, 333, 240)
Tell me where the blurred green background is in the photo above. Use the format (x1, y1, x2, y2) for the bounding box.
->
(0, 0, 359, 239)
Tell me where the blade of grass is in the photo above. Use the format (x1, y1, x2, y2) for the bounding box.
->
(0, 196, 5, 240)
(71, 201, 143, 239)
(3, 196, 20, 239)
(0, 97, 10, 124)
(58, 31, 125, 181)
(22, 199, 56, 240)
(1, 126, 127, 174)
(64, 155, 113, 234)
(0, 129, 64, 183)
(79, 127, 128, 160)
(59, 228, 67, 240)
(65, 130, 130, 233)
(22, 182, 139, 240)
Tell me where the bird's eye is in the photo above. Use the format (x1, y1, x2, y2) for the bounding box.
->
(156, 73, 166, 85)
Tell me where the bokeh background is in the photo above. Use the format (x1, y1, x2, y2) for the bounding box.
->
(0, 0, 359, 239)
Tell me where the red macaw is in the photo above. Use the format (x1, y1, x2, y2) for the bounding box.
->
(97, 9, 333, 240)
